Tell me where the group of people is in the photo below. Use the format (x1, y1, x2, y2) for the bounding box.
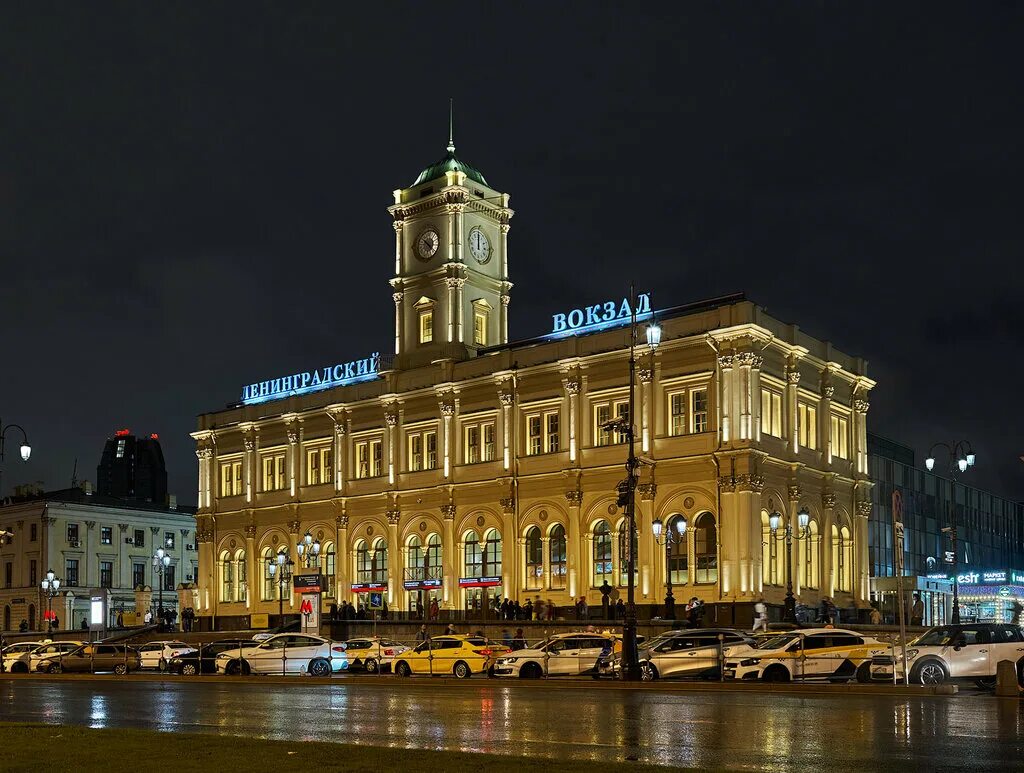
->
(494, 596, 559, 621)
(411, 598, 441, 620)
(332, 599, 394, 620)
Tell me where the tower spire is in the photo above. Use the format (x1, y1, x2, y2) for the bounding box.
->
(447, 98, 455, 154)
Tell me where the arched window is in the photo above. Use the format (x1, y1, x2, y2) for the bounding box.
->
(762, 510, 779, 586)
(355, 540, 370, 583)
(370, 538, 388, 583)
(693, 513, 718, 584)
(667, 514, 688, 585)
(593, 521, 612, 586)
(483, 528, 502, 577)
(275, 546, 291, 599)
(219, 550, 234, 602)
(464, 530, 481, 578)
(261, 547, 274, 600)
(28, 604, 35, 631)
(800, 519, 819, 589)
(234, 548, 247, 602)
(407, 536, 424, 581)
(320, 542, 335, 597)
(549, 524, 567, 589)
(525, 526, 543, 590)
(618, 520, 637, 586)
(426, 533, 442, 581)
(834, 524, 852, 591)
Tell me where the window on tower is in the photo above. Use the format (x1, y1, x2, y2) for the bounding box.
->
(473, 310, 487, 346)
(419, 309, 433, 344)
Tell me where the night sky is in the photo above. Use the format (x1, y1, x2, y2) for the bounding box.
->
(1, 4, 1020, 503)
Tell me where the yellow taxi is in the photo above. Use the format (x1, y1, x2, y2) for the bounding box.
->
(724, 628, 887, 683)
(392, 634, 510, 678)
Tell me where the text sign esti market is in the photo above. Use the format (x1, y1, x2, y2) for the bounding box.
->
(241, 353, 381, 405)
(548, 293, 652, 338)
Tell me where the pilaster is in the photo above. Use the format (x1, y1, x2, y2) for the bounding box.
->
(564, 487, 583, 598)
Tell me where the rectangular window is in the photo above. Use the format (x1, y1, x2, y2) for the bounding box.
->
(692, 388, 708, 433)
(164, 532, 176, 550)
(419, 309, 433, 344)
(100, 561, 113, 589)
(798, 403, 818, 450)
(67, 523, 80, 543)
(65, 559, 79, 587)
(669, 393, 686, 435)
(594, 400, 629, 446)
(261, 452, 287, 491)
(100, 526, 112, 545)
(132, 562, 146, 589)
(668, 387, 710, 436)
(473, 310, 487, 346)
(163, 564, 176, 591)
(526, 411, 560, 455)
(4, 562, 10, 588)
(134, 529, 145, 548)
(407, 429, 438, 472)
(116, 438, 126, 458)
(221, 461, 243, 496)
(355, 438, 383, 478)
(831, 414, 850, 459)
(30, 523, 37, 542)
(760, 389, 783, 437)
(29, 560, 37, 586)
(464, 420, 496, 464)
(306, 447, 333, 486)
(546, 412, 560, 452)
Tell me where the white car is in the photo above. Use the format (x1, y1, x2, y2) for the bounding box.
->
(342, 637, 409, 673)
(870, 623, 1024, 688)
(493, 632, 618, 678)
(215, 633, 349, 676)
(136, 640, 197, 670)
(724, 628, 887, 683)
(29, 641, 85, 672)
(1, 641, 49, 673)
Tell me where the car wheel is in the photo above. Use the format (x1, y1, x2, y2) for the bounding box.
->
(395, 661, 412, 677)
(453, 660, 472, 679)
(640, 662, 657, 682)
(12, 663, 28, 674)
(113, 663, 128, 675)
(974, 677, 997, 690)
(762, 665, 790, 683)
(856, 662, 872, 683)
(226, 660, 242, 676)
(364, 658, 379, 674)
(309, 658, 331, 677)
(520, 662, 543, 679)
(47, 663, 62, 674)
(181, 663, 199, 676)
(912, 660, 947, 686)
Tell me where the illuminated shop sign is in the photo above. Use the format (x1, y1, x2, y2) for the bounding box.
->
(547, 293, 652, 339)
(350, 582, 388, 593)
(458, 576, 502, 588)
(241, 353, 381, 405)
(926, 569, 1024, 586)
(403, 579, 443, 590)
(293, 575, 323, 593)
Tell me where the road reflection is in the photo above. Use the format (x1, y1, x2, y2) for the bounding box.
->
(1, 680, 1021, 769)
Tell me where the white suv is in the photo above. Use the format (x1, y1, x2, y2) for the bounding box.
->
(493, 632, 617, 678)
(2, 641, 49, 673)
(871, 623, 1024, 688)
(136, 640, 197, 670)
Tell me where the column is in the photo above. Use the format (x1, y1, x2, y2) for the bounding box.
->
(392, 288, 404, 356)
(718, 355, 734, 444)
(637, 483, 657, 600)
(196, 521, 213, 616)
(786, 361, 801, 454)
(243, 427, 257, 504)
(245, 522, 257, 609)
(718, 476, 737, 597)
(439, 396, 456, 478)
(788, 486, 802, 597)
(288, 517, 300, 610)
(855, 499, 871, 604)
(821, 490, 836, 596)
(118, 524, 131, 588)
(564, 373, 581, 463)
(83, 521, 96, 586)
(286, 418, 300, 498)
(499, 221, 510, 281)
(565, 489, 583, 599)
(499, 387, 513, 471)
(735, 353, 759, 441)
(820, 372, 834, 464)
(853, 398, 870, 476)
(502, 506, 515, 595)
(386, 510, 401, 606)
(452, 204, 464, 264)
(335, 511, 349, 604)
(540, 536, 551, 592)
(639, 366, 653, 453)
(392, 219, 403, 275)
(735, 475, 762, 596)
(751, 354, 763, 441)
(329, 410, 346, 495)
(384, 405, 399, 486)
(500, 291, 511, 345)
(441, 505, 456, 607)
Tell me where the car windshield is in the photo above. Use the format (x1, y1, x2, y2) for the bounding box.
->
(756, 634, 798, 650)
(914, 627, 977, 647)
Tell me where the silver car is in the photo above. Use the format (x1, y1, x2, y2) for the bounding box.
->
(638, 629, 754, 681)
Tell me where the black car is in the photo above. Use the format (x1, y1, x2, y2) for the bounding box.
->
(168, 640, 256, 675)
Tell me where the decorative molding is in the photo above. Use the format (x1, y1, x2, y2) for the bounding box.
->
(638, 368, 653, 383)
(335, 515, 349, 528)
(392, 292, 403, 305)
(822, 491, 837, 509)
(786, 369, 802, 385)
(717, 354, 735, 369)
(196, 528, 214, 544)
(439, 401, 456, 418)
(718, 475, 736, 493)
(564, 377, 581, 396)
(735, 474, 765, 493)
(441, 504, 457, 520)
(244, 524, 257, 539)
(84, 520, 96, 530)
(500, 294, 511, 307)
(564, 489, 584, 506)
(288, 519, 301, 535)
(499, 391, 514, 407)
(854, 399, 870, 413)
(445, 277, 467, 290)
(384, 406, 399, 427)
(118, 523, 129, 533)
(822, 385, 835, 399)
(856, 500, 872, 518)
(637, 483, 657, 501)
(788, 485, 802, 502)
(734, 352, 763, 369)
(500, 496, 515, 514)
(150, 526, 160, 535)
(386, 509, 402, 525)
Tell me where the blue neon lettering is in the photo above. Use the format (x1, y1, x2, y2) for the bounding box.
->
(356, 358, 369, 376)
(618, 298, 631, 318)
(567, 308, 584, 328)
(636, 293, 651, 313)
(602, 301, 617, 321)
(333, 364, 345, 381)
(344, 362, 355, 379)
(552, 313, 567, 332)
(310, 370, 321, 386)
(585, 304, 601, 325)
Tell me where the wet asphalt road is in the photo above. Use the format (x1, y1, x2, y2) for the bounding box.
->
(1, 679, 1022, 770)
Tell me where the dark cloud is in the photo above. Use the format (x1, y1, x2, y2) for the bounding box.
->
(0, 3, 1021, 501)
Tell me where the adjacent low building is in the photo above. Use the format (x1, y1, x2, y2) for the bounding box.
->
(192, 134, 878, 629)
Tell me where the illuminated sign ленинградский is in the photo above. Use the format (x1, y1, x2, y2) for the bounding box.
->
(241, 353, 381, 405)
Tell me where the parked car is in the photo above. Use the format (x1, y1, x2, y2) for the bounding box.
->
(393, 635, 510, 678)
(870, 623, 1024, 688)
(2, 641, 49, 673)
(342, 637, 409, 673)
(724, 629, 886, 682)
(636, 628, 754, 681)
(37, 643, 142, 674)
(27, 641, 85, 672)
(136, 640, 197, 671)
(215, 634, 349, 676)
(493, 632, 618, 678)
(168, 639, 258, 676)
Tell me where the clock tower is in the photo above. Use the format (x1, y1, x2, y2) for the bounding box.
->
(388, 128, 513, 369)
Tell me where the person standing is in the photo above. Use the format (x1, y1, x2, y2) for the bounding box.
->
(511, 628, 526, 651)
(910, 593, 925, 626)
(416, 624, 428, 643)
(752, 598, 768, 633)
(615, 598, 625, 621)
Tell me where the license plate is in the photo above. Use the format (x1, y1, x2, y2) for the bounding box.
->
(872, 666, 892, 675)
(724, 669, 735, 678)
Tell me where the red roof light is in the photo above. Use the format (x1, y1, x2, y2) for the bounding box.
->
(150, 433, 159, 440)
(114, 429, 130, 437)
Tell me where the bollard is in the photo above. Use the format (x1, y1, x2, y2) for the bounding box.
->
(995, 660, 1019, 697)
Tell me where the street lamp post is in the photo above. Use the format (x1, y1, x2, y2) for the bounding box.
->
(267, 551, 294, 625)
(41, 569, 61, 631)
(652, 516, 686, 620)
(296, 531, 321, 569)
(606, 290, 660, 682)
(767, 501, 811, 623)
(0, 418, 32, 498)
(153, 542, 171, 628)
(925, 442, 976, 624)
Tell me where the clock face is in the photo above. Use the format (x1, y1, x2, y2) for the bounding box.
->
(468, 226, 491, 263)
(416, 227, 440, 260)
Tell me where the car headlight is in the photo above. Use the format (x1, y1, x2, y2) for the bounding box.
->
(740, 658, 761, 667)
(497, 658, 518, 664)
(905, 649, 919, 660)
